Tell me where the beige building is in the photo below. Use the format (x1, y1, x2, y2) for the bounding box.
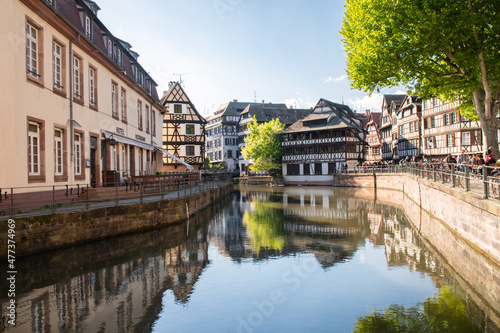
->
(0, 0, 165, 190)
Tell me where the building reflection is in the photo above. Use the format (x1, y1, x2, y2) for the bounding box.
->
(0, 212, 212, 332)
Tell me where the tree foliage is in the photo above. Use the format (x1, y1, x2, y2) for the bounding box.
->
(241, 116, 285, 171)
(353, 285, 482, 333)
(341, 0, 500, 158)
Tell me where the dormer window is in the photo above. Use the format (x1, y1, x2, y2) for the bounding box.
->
(116, 48, 122, 67)
(107, 38, 113, 58)
(85, 15, 92, 39)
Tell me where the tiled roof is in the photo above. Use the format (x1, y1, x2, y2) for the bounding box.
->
(240, 104, 310, 125)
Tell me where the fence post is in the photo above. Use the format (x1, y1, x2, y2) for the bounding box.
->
(451, 164, 456, 187)
(483, 168, 489, 199)
(52, 186, 56, 214)
(86, 184, 90, 210)
(465, 165, 470, 192)
(10, 188, 14, 218)
(140, 183, 144, 204)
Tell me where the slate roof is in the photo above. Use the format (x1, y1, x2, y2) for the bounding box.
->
(240, 103, 310, 126)
(283, 99, 366, 134)
(366, 112, 382, 128)
(46, 0, 160, 102)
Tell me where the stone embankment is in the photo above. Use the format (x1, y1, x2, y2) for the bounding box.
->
(0, 184, 233, 258)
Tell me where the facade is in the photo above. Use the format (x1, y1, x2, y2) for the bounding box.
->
(395, 95, 422, 159)
(237, 102, 310, 175)
(0, 0, 165, 189)
(205, 100, 255, 171)
(421, 98, 483, 158)
(281, 99, 367, 185)
(161, 82, 206, 171)
(379, 94, 406, 161)
(364, 110, 382, 163)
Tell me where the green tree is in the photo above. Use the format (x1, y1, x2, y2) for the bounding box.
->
(241, 116, 285, 171)
(341, 0, 500, 158)
(204, 156, 211, 170)
(352, 285, 482, 333)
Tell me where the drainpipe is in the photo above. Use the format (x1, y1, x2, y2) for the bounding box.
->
(69, 34, 80, 159)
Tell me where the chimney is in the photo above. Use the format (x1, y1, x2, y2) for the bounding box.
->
(262, 100, 265, 105)
(233, 99, 238, 102)
(364, 109, 371, 117)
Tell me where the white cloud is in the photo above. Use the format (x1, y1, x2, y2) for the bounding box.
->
(324, 75, 347, 84)
(285, 97, 316, 109)
(346, 94, 383, 113)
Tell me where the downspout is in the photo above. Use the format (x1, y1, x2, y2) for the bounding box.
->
(69, 34, 80, 160)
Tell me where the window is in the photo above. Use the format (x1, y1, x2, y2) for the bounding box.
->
(85, 16, 92, 39)
(145, 105, 150, 133)
(304, 163, 310, 175)
(137, 100, 143, 130)
(73, 55, 81, 99)
(28, 123, 40, 175)
(426, 136, 435, 149)
(111, 82, 118, 118)
(287, 164, 300, 176)
(315, 163, 322, 175)
(120, 88, 126, 121)
(174, 104, 182, 114)
(227, 150, 233, 158)
(74, 133, 81, 175)
(116, 48, 122, 67)
(54, 129, 63, 176)
(185, 146, 195, 156)
(112, 145, 117, 170)
(121, 145, 126, 173)
(409, 122, 413, 133)
(186, 124, 195, 135)
(107, 39, 113, 58)
(451, 112, 457, 124)
(152, 110, 156, 136)
(89, 66, 97, 107)
(444, 113, 450, 125)
(26, 22, 40, 78)
(447, 133, 454, 147)
(461, 132, 470, 146)
(53, 42, 62, 89)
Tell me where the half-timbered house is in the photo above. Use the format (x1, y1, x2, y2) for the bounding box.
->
(379, 94, 405, 161)
(281, 99, 367, 185)
(364, 111, 382, 163)
(395, 95, 422, 159)
(422, 98, 483, 158)
(161, 82, 207, 171)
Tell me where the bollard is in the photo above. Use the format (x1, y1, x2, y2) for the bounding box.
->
(451, 165, 455, 187)
(465, 165, 470, 192)
(483, 168, 489, 199)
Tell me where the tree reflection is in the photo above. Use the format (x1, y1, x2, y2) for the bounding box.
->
(353, 286, 482, 333)
(242, 201, 286, 255)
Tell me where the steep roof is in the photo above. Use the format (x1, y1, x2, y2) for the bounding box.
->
(365, 112, 382, 129)
(161, 82, 206, 122)
(46, 0, 160, 102)
(283, 98, 366, 134)
(240, 103, 310, 126)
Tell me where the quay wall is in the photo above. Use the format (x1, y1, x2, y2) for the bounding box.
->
(0, 184, 233, 258)
(333, 173, 500, 265)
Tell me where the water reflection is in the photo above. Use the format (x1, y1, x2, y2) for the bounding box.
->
(0, 187, 498, 332)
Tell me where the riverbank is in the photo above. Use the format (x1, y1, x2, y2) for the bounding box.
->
(333, 173, 500, 266)
(0, 184, 233, 258)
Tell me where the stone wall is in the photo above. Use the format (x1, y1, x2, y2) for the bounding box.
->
(0, 185, 233, 258)
(334, 173, 500, 264)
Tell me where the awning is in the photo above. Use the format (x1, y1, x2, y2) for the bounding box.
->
(154, 145, 193, 170)
(102, 130, 154, 151)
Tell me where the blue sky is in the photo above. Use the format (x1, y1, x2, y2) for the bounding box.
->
(97, 0, 404, 116)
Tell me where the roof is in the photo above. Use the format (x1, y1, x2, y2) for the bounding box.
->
(382, 94, 406, 110)
(283, 98, 366, 134)
(46, 0, 160, 102)
(365, 112, 382, 129)
(161, 82, 206, 122)
(240, 103, 310, 126)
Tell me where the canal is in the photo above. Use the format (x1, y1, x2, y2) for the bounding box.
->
(1, 186, 499, 332)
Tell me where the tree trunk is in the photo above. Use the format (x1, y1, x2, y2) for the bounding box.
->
(473, 88, 500, 160)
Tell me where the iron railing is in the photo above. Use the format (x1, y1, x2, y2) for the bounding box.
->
(351, 163, 500, 201)
(0, 174, 232, 220)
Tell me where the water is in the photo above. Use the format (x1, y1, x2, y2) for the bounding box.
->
(1, 186, 498, 332)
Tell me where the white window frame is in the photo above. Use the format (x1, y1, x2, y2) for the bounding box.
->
(89, 67, 96, 106)
(186, 145, 195, 156)
(137, 100, 143, 130)
(53, 42, 62, 89)
(54, 129, 63, 176)
(121, 89, 126, 120)
(85, 16, 92, 39)
(74, 133, 81, 175)
(111, 83, 118, 117)
(145, 105, 150, 133)
(73, 56, 81, 98)
(28, 123, 40, 175)
(107, 39, 113, 58)
(462, 131, 471, 146)
(26, 23, 39, 77)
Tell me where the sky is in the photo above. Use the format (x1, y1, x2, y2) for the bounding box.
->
(96, 0, 405, 117)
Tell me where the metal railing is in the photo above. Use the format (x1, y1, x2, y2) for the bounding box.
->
(351, 163, 500, 201)
(0, 174, 232, 220)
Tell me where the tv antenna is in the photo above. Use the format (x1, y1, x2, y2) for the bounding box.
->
(173, 73, 191, 87)
(254, 90, 258, 103)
